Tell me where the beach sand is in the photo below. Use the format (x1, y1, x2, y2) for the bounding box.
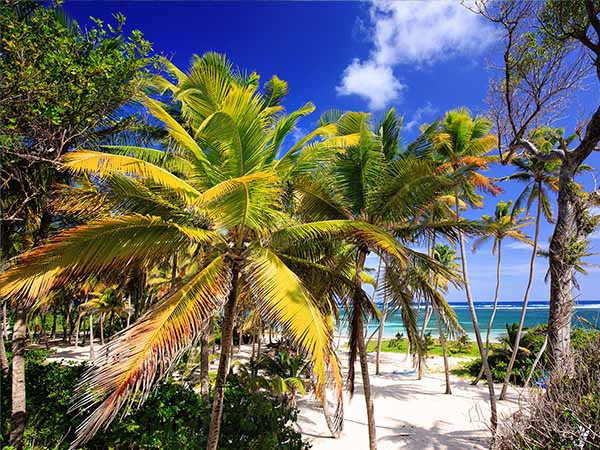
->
(298, 349, 522, 450)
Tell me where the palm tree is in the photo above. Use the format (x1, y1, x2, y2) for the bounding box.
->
(431, 243, 460, 394)
(0, 54, 412, 450)
(299, 108, 461, 450)
(498, 127, 562, 400)
(471, 200, 531, 385)
(431, 108, 501, 431)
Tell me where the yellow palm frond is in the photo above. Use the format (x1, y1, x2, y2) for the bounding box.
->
(0, 215, 218, 302)
(63, 151, 201, 205)
(243, 248, 341, 399)
(71, 256, 231, 448)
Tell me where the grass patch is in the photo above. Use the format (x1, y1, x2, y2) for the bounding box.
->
(366, 337, 483, 358)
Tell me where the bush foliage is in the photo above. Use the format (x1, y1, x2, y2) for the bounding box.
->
(0, 355, 310, 449)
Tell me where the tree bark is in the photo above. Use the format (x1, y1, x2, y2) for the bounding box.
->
(2, 303, 8, 339)
(10, 307, 27, 449)
(206, 267, 239, 450)
(456, 197, 497, 432)
(473, 240, 502, 385)
(434, 305, 452, 394)
(354, 249, 377, 450)
(547, 165, 578, 376)
(500, 187, 541, 399)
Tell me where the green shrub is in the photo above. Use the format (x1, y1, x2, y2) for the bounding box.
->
(1, 359, 310, 449)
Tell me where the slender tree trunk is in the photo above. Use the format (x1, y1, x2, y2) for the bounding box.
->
(500, 189, 541, 400)
(2, 303, 8, 339)
(41, 313, 49, 349)
(126, 295, 131, 327)
(51, 311, 57, 339)
(75, 312, 82, 347)
(10, 307, 27, 449)
(473, 240, 503, 385)
(99, 313, 105, 345)
(256, 322, 262, 358)
(206, 268, 239, 450)
(455, 196, 497, 432)
(524, 333, 548, 387)
(0, 327, 8, 372)
(64, 306, 70, 343)
(89, 313, 95, 360)
(434, 305, 452, 394)
(375, 289, 388, 375)
(200, 321, 210, 403)
(548, 165, 578, 376)
(354, 249, 377, 450)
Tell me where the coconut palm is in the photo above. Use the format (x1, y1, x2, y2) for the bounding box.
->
(430, 243, 461, 394)
(470, 200, 532, 385)
(297, 108, 462, 450)
(497, 127, 563, 400)
(0, 54, 415, 450)
(431, 108, 501, 431)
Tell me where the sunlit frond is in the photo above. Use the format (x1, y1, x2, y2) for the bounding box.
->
(70, 256, 231, 448)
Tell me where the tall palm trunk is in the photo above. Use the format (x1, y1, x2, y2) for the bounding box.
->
(10, 307, 27, 449)
(206, 267, 239, 450)
(455, 197, 497, 432)
(354, 248, 377, 450)
(434, 304, 452, 394)
(473, 239, 502, 385)
(500, 187, 541, 400)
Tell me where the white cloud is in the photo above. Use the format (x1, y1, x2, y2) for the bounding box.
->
(337, 1, 497, 109)
(404, 102, 438, 131)
(336, 59, 404, 110)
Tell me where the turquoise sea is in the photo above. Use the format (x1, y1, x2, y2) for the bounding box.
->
(341, 300, 600, 341)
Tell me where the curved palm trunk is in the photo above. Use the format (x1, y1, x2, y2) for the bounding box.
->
(10, 307, 27, 449)
(434, 305, 452, 394)
(499, 188, 541, 400)
(473, 240, 502, 385)
(456, 197, 497, 432)
(206, 267, 239, 450)
(353, 249, 377, 450)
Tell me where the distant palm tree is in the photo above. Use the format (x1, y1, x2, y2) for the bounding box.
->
(431, 108, 501, 431)
(471, 200, 531, 385)
(1, 53, 402, 450)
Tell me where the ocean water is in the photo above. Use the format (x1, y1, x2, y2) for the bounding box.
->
(340, 300, 600, 341)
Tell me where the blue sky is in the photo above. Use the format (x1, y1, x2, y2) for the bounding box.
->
(63, 1, 600, 302)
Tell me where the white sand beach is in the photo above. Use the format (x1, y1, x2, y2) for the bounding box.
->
(298, 349, 522, 450)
